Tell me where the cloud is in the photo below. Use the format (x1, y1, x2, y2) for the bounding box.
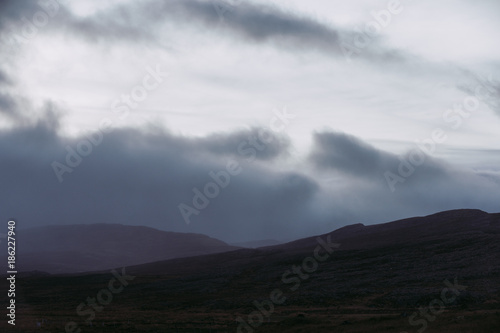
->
(459, 74, 500, 117)
(0, 92, 20, 120)
(163, 0, 342, 45)
(0, 69, 11, 85)
(129, 0, 407, 63)
(0, 79, 35, 126)
(310, 131, 396, 178)
(0, 1, 498, 245)
(1, 121, 499, 244)
(305, 130, 500, 228)
(69, 0, 346, 49)
(308, 131, 447, 183)
(0, 0, 141, 45)
(0, 0, 43, 29)
(0, 115, 318, 242)
(0, 0, 410, 63)
(0, 85, 61, 127)
(198, 127, 291, 161)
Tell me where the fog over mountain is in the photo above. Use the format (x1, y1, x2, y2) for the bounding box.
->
(1, 0, 499, 243)
(1, 2, 500, 332)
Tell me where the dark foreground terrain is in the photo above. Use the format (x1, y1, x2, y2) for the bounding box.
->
(1, 209, 499, 332)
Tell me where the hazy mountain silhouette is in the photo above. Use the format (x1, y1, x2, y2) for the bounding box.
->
(231, 239, 284, 248)
(1, 209, 499, 332)
(125, 208, 499, 275)
(3, 224, 239, 273)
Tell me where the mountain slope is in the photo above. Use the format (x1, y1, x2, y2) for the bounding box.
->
(5, 223, 239, 273)
(274, 208, 500, 251)
(2, 209, 499, 332)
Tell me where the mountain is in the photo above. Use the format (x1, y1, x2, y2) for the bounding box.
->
(231, 239, 284, 248)
(273, 208, 500, 251)
(2, 209, 499, 332)
(2, 223, 239, 273)
(125, 209, 500, 277)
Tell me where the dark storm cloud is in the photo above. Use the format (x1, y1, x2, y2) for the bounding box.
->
(310, 131, 396, 177)
(0, 66, 21, 121)
(309, 131, 447, 183)
(0, 71, 34, 124)
(160, 0, 342, 46)
(0, 0, 498, 243)
(0, 0, 63, 37)
(0, 118, 499, 243)
(80, 0, 344, 49)
(0, 0, 42, 29)
(162, 0, 409, 64)
(0, 0, 147, 44)
(0, 85, 58, 126)
(0, 113, 317, 242)
(123, 0, 405, 62)
(198, 127, 291, 161)
(0, 92, 16, 109)
(305, 130, 500, 233)
(0, 0, 408, 63)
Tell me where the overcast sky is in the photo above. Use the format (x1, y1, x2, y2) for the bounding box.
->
(1, 0, 499, 242)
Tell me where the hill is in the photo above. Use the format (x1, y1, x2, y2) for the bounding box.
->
(1, 209, 499, 332)
(1, 223, 239, 273)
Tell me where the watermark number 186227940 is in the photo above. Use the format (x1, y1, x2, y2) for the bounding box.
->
(3, 220, 17, 326)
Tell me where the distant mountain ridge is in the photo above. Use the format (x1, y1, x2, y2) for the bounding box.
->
(3, 223, 240, 274)
(124, 208, 500, 276)
(4, 209, 498, 275)
(231, 239, 283, 248)
(272, 208, 499, 252)
(4, 209, 499, 332)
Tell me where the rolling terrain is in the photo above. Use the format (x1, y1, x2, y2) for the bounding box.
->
(1, 209, 499, 332)
(0, 224, 239, 273)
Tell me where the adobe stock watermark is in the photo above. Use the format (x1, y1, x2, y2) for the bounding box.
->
(401, 277, 467, 333)
(62, 267, 135, 333)
(178, 107, 296, 225)
(384, 74, 499, 192)
(236, 235, 340, 332)
(51, 64, 167, 183)
(339, 0, 408, 63)
(0, 0, 62, 65)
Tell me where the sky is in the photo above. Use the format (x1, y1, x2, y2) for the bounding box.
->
(0, 0, 499, 243)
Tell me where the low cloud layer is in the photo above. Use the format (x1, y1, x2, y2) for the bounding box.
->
(0, 112, 318, 241)
(0, 0, 499, 243)
(1, 114, 499, 242)
(309, 131, 449, 186)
